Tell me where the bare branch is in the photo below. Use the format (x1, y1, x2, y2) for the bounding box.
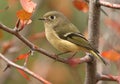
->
(0, 53, 51, 84)
(0, 23, 58, 61)
(0, 23, 15, 34)
(99, 0, 120, 9)
(96, 74, 120, 83)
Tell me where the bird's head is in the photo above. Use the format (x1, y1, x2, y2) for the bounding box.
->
(39, 11, 69, 27)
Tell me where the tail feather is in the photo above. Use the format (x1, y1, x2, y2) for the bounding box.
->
(90, 50, 107, 65)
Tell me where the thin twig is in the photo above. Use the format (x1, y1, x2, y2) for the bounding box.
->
(23, 51, 31, 67)
(96, 74, 120, 83)
(99, 0, 120, 9)
(0, 53, 52, 84)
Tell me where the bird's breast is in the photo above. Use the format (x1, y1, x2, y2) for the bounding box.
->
(45, 27, 81, 52)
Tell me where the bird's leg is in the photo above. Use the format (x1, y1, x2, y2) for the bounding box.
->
(68, 52, 77, 59)
(66, 52, 77, 64)
(54, 51, 77, 62)
(57, 51, 70, 56)
(53, 51, 71, 62)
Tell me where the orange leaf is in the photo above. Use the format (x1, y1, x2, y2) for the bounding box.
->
(20, 0, 37, 13)
(102, 49, 120, 62)
(16, 9, 32, 20)
(17, 69, 30, 80)
(13, 52, 30, 62)
(73, 0, 88, 13)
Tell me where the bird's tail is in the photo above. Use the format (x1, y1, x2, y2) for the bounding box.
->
(90, 50, 107, 65)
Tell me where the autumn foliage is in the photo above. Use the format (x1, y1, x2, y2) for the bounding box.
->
(16, 0, 36, 31)
(0, 0, 120, 84)
(73, 0, 88, 13)
(101, 18, 120, 62)
(102, 49, 120, 62)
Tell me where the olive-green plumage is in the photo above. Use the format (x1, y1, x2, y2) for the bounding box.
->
(39, 11, 106, 65)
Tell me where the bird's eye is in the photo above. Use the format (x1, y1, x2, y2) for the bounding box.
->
(48, 15, 56, 20)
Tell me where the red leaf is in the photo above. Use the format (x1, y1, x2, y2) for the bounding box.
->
(2, 41, 14, 54)
(29, 32, 45, 41)
(16, 9, 32, 30)
(73, 0, 88, 13)
(13, 52, 30, 62)
(17, 69, 30, 80)
(105, 18, 120, 36)
(101, 49, 120, 62)
(20, 0, 37, 13)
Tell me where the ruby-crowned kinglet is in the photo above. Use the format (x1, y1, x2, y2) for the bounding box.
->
(39, 11, 106, 65)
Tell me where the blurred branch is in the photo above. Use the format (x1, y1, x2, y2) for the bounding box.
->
(99, 0, 120, 9)
(0, 53, 51, 84)
(96, 74, 120, 83)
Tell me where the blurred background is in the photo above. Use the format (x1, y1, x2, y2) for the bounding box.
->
(0, 0, 120, 84)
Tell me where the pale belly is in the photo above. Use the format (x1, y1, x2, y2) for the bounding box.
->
(45, 28, 84, 52)
(49, 37, 81, 52)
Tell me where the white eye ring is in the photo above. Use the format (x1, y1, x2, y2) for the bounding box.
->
(48, 15, 56, 20)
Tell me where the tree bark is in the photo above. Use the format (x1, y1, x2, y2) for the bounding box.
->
(85, 0, 101, 84)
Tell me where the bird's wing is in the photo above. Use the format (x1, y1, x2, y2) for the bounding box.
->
(63, 32, 99, 53)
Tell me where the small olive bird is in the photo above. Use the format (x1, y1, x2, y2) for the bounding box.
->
(39, 11, 106, 65)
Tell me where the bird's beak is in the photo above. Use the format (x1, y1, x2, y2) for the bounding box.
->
(38, 18, 46, 21)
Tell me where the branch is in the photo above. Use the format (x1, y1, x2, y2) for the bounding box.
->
(97, 74, 120, 83)
(0, 23, 62, 62)
(99, 0, 120, 9)
(0, 23, 92, 64)
(85, 0, 101, 84)
(67, 55, 92, 66)
(0, 22, 93, 83)
(0, 53, 51, 84)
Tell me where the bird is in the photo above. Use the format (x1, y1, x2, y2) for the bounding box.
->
(39, 11, 107, 65)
